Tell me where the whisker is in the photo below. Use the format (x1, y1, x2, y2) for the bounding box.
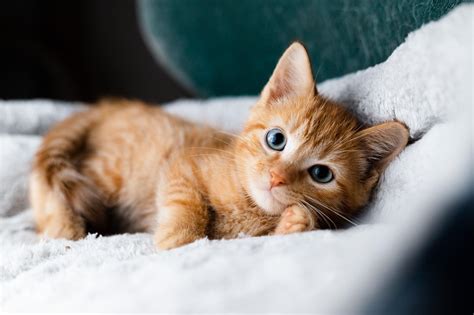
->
(301, 199, 336, 229)
(304, 195, 359, 227)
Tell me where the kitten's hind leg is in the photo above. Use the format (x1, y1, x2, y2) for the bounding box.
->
(30, 173, 86, 240)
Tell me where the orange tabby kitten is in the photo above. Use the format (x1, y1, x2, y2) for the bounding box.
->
(30, 43, 409, 249)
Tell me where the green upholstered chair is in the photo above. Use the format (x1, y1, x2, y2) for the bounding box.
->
(138, 0, 466, 97)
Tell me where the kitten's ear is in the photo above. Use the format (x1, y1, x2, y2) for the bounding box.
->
(360, 122, 409, 173)
(260, 42, 316, 104)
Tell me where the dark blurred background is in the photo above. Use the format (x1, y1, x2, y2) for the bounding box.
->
(0, 1, 190, 103)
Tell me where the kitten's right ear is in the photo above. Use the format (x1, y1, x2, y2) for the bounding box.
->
(260, 42, 316, 104)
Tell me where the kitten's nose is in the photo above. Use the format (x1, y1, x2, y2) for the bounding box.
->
(270, 169, 287, 188)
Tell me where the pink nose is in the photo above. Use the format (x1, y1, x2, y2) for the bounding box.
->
(270, 170, 286, 188)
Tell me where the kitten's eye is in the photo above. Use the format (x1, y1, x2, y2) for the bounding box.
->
(308, 165, 333, 183)
(265, 128, 286, 151)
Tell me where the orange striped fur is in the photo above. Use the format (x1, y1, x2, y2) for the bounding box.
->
(30, 43, 409, 249)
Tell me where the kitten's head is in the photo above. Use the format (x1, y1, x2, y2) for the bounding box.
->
(236, 42, 408, 226)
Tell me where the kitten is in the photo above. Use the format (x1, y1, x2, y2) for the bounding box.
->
(30, 42, 409, 249)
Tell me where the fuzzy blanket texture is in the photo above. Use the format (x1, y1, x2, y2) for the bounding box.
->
(0, 5, 472, 313)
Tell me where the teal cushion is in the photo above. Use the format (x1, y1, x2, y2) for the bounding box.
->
(139, 0, 465, 96)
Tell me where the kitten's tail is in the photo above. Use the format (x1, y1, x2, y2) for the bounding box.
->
(30, 107, 109, 232)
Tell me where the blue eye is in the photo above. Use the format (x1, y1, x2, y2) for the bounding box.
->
(265, 128, 286, 151)
(308, 165, 333, 183)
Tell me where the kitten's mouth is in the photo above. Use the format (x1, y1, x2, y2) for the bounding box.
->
(268, 188, 287, 204)
(266, 190, 287, 210)
(257, 187, 289, 214)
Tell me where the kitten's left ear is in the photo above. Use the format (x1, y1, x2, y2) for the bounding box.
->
(360, 121, 409, 174)
(260, 42, 316, 104)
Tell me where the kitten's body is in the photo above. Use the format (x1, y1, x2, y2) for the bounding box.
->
(30, 43, 409, 249)
(31, 101, 278, 241)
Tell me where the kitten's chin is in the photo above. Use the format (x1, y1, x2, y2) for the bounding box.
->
(248, 181, 287, 215)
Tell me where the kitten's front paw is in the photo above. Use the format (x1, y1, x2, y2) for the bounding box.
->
(274, 205, 314, 235)
(154, 229, 201, 250)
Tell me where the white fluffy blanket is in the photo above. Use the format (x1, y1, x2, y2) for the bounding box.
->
(0, 5, 472, 312)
